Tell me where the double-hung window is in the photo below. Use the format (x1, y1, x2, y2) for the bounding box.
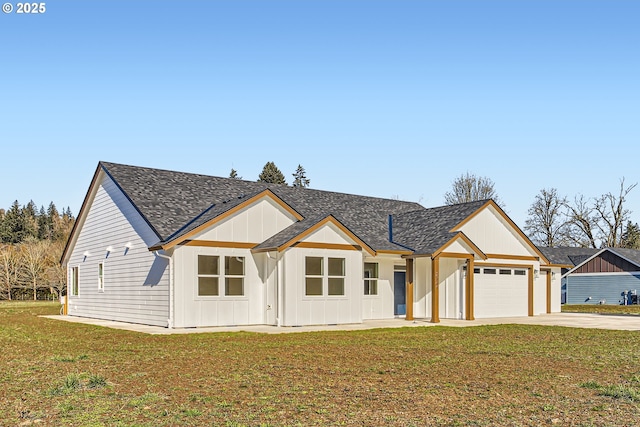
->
(198, 255, 220, 296)
(328, 258, 345, 296)
(363, 263, 378, 295)
(305, 257, 324, 296)
(225, 256, 244, 296)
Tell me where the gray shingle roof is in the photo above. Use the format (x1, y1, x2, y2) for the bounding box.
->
(100, 162, 425, 251)
(390, 200, 489, 254)
(604, 248, 640, 268)
(538, 246, 599, 266)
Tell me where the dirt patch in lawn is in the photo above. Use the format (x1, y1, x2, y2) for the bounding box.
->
(2, 302, 639, 426)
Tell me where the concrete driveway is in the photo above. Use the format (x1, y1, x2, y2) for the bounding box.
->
(43, 312, 640, 335)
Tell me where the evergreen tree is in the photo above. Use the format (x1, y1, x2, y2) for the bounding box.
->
(257, 162, 287, 185)
(1, 201, 23, 243)
(292, 164, 310, 188)
(37, 206, 50, 240)
(621, 221, 640, 249)
(229, 168, 242, 179)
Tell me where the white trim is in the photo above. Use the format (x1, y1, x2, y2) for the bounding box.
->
(566, 271, 640, 277)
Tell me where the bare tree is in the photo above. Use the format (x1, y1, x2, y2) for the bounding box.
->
(525, 188, 569, 247)
(0, 244, 20, 300)
(594, 178, 637, 248)
(444, 172, 501, 205)
(563, 195, 599, 248)
(46, 240, 67, 299)
(18, 238, 50, 300)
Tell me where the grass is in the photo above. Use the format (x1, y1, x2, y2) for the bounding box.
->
(1, 301, 640, 425)
(562, 304, 640, 315)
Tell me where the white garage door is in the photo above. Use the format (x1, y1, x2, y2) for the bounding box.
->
(474, 267, 528, 318)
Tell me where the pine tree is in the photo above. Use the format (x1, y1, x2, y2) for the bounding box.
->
(292, 164, 310, 188)
(621, 221, 640, 249)
(257, 162, 287, 185)
(229, 168, 242, 179)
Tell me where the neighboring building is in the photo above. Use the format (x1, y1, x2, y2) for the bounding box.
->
(61, 162, 564, 328)
(542, 247, 640, 305)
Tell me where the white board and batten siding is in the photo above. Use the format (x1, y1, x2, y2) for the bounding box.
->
(281, 222, 363, 326)
(457, 206, 534, 258)
(66, 173, 170, 327)
(362, 256, 396, 320)
(172, 195, 298, 327)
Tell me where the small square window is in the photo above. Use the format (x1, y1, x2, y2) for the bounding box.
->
(225, 277, 243, 296)
(473, 267, 481, 274)
(328, 278, 344, 296)
(198, 277, 219, 296)
(328, 258, 345, 276)
(198, 255, 219, 275)
(305, 277, 323, 296)
(305, 257, 323, 276)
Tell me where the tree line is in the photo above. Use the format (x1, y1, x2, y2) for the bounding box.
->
(229, 162, 311, 188)
(443, 172, 639, 249)
(0, 201, 75, 300)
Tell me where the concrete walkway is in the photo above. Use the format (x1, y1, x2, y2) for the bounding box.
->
(42, 312, 640, 335)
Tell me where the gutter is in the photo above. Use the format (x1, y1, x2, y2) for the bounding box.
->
(154, 250, 174, 328)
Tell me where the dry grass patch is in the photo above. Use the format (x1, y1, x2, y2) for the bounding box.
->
(1, 302, 639, 426)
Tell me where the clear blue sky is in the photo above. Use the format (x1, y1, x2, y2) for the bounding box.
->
(1, 1, 638, 228)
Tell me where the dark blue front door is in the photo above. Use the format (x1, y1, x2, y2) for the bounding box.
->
(394, 271, 406, 315)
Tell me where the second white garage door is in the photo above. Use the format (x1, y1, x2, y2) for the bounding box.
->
(474, 266, 529, 318)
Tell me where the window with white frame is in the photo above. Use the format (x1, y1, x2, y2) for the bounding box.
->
(197, 255, 246, 297)
(71, 266, 79, 296)
(364, 262, 378, 295)
(305, 256, 346, 296)
(98, 262, 104, 291)
(198, 255, 219, 296)
(328, 258, 345, 296)
(305, 256, 323, 296)
(225, 256, 244, 296)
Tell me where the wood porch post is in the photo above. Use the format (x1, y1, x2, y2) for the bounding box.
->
(466, 258, 475, 320)
(431, 256, 440, 323)
(405, 258, 414, 321)
(528, 267, 534, 316)
(546, 270, 552, 314)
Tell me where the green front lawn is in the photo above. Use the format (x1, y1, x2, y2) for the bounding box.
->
(562, 304, 640, 316)
(1, 302, 639, 426)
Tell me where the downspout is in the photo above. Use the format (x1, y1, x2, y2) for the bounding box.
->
(267, 251, 282, 327)
(154, 250, 174, 328)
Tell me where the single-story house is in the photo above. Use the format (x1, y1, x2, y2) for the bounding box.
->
(541, 246, 640, 305)
(61, 162, 564, 328)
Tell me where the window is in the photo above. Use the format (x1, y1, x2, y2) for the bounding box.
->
(198, 255, 219, 296)
(499, 269, 512, 275)
(483, 268, 496, 275)
(473, 267, 481, 274)
(225, 256, 244, 296)
(305, 257, 323, 296)
(364, 263, 378, 295)
(70, 266, 79, 296)
(328, 258, 345, 296)
(305, 256, 346, 296)
(98, 262, 104, 291)
(514, 269, 526, 276)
